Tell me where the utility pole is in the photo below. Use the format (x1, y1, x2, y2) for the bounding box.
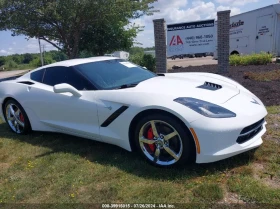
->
(43, 45, 46, 61)
(38, 38, 44, 66)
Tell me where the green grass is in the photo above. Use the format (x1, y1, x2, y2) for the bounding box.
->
(0, 107, 280, 205)
(267, 106, 280, 114)
(230, 52, 273, 66)
(227, 176, 280, 203)
(192, 183, 224, 201)
(1, 64, 32, 71)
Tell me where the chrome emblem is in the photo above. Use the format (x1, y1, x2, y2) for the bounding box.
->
(251, 98, 260, 105)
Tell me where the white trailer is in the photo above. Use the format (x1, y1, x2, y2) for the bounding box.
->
(214, 4, 280, 58)
(113, 51, 130, 60)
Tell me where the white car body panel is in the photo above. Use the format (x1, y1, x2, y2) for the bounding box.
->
(0, 57, 268, 164)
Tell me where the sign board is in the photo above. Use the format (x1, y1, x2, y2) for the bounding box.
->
(230, 20, 244, 36)
(167, 19, 215, 57)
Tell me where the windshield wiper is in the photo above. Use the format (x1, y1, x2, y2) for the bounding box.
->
(115, 83, 139, 89)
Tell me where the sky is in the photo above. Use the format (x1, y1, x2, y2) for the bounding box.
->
(0, 0, 279, 56)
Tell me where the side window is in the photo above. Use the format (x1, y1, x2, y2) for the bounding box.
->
(30, 69, 45, 83)
(65, 69, 93, 90)
(43, 66, 93, 90)
(43, 66, 67, 86)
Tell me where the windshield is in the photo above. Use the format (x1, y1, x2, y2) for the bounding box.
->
(74, 59, 157, 90)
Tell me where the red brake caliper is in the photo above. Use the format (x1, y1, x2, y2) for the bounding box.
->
(147, 127, 156, 152)
(19, 113, 24, 122)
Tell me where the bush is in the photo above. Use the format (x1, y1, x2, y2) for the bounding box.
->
(230, 52, 273, 66)
(12, 54, 23, 64)
(29, 56, 55, 67)
(44, 56, 56, 65)
(140, 54, 156, 72)
(4, 59, 18, 70)
(129, 53, 143, 65)
(17, 64, 31, 70)
(0, 56, 6, 66)
(29, 58, 42, 67)
(129, 53, 156, 72)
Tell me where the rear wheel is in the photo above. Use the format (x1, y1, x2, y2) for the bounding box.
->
(230, 51, 240, 56)
(4, 99, 31, 134)
(134, 114, 194, 167)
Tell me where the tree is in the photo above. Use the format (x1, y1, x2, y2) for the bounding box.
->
(0, 56, 5, 66)
(23, 53, 33, 64)
(0, 0, 157, 59)
(80, 19, 139, 56)
(30, 55, 55, 67)
(48, 50, 67, 62)
(79, 50, 95, 58)
(129, 47, 145, 56)
(11, 54, 22, 64)
(144, 46, 155, 51)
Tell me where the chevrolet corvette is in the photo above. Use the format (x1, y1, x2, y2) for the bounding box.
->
(0, 57, 267, 167)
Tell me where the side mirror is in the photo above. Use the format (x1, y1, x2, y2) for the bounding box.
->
(53, 83, 82, 97)
(143, 67, 147, 69)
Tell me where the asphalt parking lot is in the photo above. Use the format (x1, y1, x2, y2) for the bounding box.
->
(167, 56, 217, 69)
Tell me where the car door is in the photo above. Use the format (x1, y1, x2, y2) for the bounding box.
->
(256, 14, 274, 53)
(26, 66, 100, 140)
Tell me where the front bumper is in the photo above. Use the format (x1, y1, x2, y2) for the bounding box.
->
(188, 92, 268, 164)
(192, 120, 266, 163)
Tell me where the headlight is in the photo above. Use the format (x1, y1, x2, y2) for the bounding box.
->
(174, 97, 236, 118)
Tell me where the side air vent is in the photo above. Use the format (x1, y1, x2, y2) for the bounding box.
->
(101, 106, 129, 127)
(197, 82, 222, 91)
(17, 81, 35, 85)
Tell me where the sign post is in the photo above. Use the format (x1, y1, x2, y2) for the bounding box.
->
(217, 10, 231, 73)
(153, 18, 167, 73)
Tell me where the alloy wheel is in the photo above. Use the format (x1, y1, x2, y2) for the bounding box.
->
(5, 103, 25, 134)
(139, 120, 183, 166)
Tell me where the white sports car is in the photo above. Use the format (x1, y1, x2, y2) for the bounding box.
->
(0, 57, 267, 167)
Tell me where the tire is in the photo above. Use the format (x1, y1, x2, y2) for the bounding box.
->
(3, 99, 31, 134)
(230, 51, 240, 56)
(134, 113, 195, 167)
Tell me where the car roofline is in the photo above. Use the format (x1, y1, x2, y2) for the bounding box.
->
(17, 56, 120, 80)
(39, 56, 119, 68)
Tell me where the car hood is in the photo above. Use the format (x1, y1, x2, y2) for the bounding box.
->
(133, 72, 240, 104)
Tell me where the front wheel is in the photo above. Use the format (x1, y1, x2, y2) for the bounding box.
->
(134, 114, 195, 167)
(4, 99, 31, 134)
